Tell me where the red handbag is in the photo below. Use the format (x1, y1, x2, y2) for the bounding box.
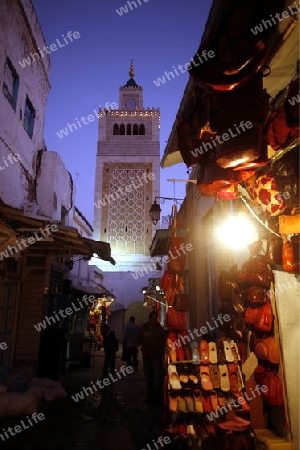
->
(167, 237, 186, 273)
(174, 294, 189, 312)
(254, 365, 283, 406)
(255, 337, 280, 364)
(238, 256, 273, 289)
(246, 286, 266, 306)
(254, 301, 273, 332)
(266, 106, 299, 151)
(282, 240, 295, 273)
(245, 307, 259, 325)
(165, 308, 186, 330)
(160, 271, 173, 292)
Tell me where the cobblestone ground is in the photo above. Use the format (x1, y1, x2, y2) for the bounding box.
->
(0, 351, 169, 450)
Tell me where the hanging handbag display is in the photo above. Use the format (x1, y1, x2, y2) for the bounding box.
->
(253, 301, 273, 332)
(254, 365, 283, 406)
(266, 106, 299, 151)
(167, 206, 186, 274)
(255, 336, 280, 364)
(244, 172, 287, 217)
(165, 308, 186, 330)
(246, 286, 266, 306)
(174, 294, 189, 312)
(237, 256, 273, 289)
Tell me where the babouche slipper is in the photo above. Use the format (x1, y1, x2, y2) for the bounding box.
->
(200, 365, 213, 391)
(209, 342, 218, 364)
(219, 363, 230, 392)
(209, 364, 221, 389)
(193, 389, 203, 413)
(168, 364, 182, 390)
(199, 340, 210, 364)
(223, 340, 235, 363)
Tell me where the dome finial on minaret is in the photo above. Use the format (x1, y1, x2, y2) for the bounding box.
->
(129, 59, 135, 77)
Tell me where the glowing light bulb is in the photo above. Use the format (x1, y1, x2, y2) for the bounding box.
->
(216, 216, 257, 250)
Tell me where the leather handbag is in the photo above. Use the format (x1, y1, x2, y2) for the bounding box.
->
(254, 365, 283, 406)
(282, 240, 295, 273)
(254, 301, 273, 332)
(255, 336, 280, 364)
(266, 237, 283, 265)
(160, 271, 173, 292)
(237, 256, 273, 289)
(266, 106, 299, 151)
(167, 236, 186, 273)
(165, 308, 186, 330)
(175, 294, 189, 312)
(245, 307, 259, 325)
(246, 286, 266, 306)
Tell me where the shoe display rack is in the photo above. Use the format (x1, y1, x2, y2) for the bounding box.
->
(163, 333, 254, 447)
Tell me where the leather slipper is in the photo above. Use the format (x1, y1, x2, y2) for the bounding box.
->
(217, 392, 227, 407)
(223, 340, 235, 363)
(179, 373, 189, 384)
(169, 392, 178, 412)
(193, 389, 203, 413)
(230, 340, 241, 363)
(237, 364, 245, 390)
(188, 374, 199, 385)
(176, 346, 185, 362)
(209, 390, 219, 411)
(200, 365, 213, 391)
(216, 340, 226, 363)
(219, 363, 230, 392)
(201, 392, 212, 412)
(178, 395, 187, 413)
(186, 395, 195, 412)
(199, 340, 210, 364)
(227, 363, 239, 392)
(168, 364, 182, 390)
(209, 342, 218, 364)
(209, 364, 220, 389)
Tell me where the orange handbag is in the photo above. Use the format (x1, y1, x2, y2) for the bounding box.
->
(282, 240, 295, 272)
(254, 301, 273, 332)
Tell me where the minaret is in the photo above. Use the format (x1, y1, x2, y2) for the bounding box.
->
(93, 61, 160, 273)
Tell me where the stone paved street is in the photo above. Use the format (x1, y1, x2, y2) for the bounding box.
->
(0, 350, 168, 450)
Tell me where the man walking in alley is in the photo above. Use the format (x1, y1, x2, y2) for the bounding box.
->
(138, 310, 166, 404)
(123, 316, 139, 372)
(100, 323, 119, 377)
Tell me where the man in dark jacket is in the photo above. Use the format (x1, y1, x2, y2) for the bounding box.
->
(123, 316, 139, 371)
(138, 310, 166, 404)
(100, 323, 119, 377)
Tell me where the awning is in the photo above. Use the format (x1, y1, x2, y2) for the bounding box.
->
(149, 229, 170, 257)
(71, 283, 114, 297)
(161, 0, 299, 169)
(0, 203, 115, 264)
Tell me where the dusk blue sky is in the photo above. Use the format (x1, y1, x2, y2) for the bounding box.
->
(32, 0, 213, 226)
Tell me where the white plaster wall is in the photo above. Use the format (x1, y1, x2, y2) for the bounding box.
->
(273, 270, 300, 449)
(0, 0, 50, 207)
(36, 151, 74, 221)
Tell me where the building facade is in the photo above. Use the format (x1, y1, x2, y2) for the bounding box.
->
(92, 62, 162, 310)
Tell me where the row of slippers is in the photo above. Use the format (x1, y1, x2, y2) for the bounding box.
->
(167, 337, 241, 365)
(168, 362, 244, 392)
(167, 388, 250, 413)
(165, 416, 251, 436)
